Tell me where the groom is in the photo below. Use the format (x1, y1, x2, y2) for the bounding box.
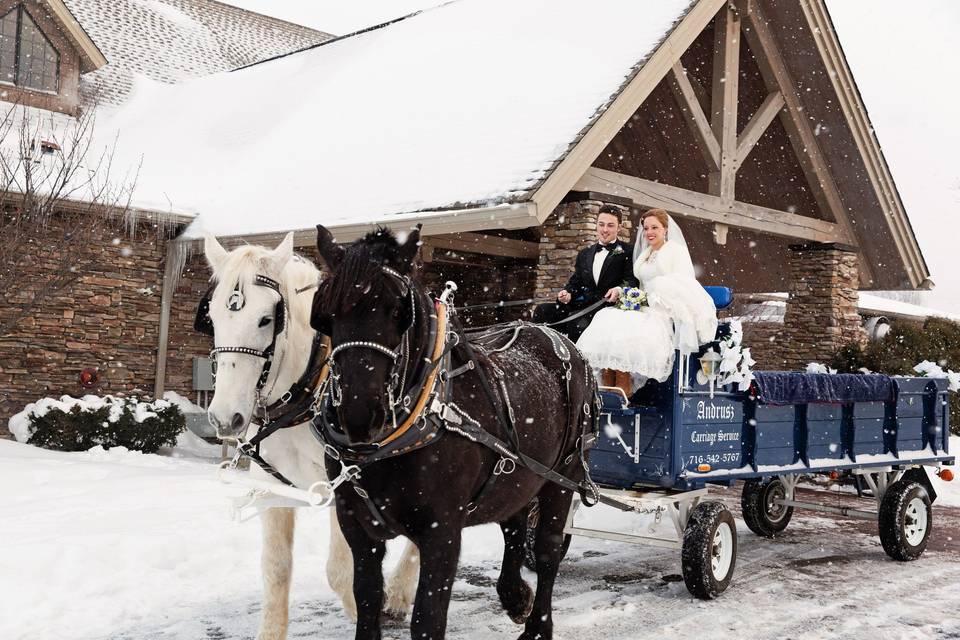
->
(533, 205, 638, 342)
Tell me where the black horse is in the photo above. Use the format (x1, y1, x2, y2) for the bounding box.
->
(311, 224, 598, 640)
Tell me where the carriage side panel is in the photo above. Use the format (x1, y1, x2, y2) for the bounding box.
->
(752, 403, 797, 467)
(590, 407, 673, 489)
(850, 401, 887, 457)
(895, 378, 927, 455)
(805, 404, 845, 462)
(677, 397, 745, 474)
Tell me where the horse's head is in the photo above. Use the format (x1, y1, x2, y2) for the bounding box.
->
(311, 223, 421, 444)
(200, 232, 308, 439)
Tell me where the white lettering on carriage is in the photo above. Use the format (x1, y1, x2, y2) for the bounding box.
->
(690, 429, 741, 446)
(696, 401, 736, 421)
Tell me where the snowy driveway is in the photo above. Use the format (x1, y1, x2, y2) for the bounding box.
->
(2, 439, 959, 640)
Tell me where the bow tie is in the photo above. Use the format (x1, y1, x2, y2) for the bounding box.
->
(597, 242, 616, 252)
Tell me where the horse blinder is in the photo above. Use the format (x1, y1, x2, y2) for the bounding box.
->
(194, 286, 215, 336)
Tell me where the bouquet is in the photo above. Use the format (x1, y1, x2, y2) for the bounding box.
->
(617, 287, 648, 311)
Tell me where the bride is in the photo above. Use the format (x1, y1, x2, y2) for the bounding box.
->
(576, 208, 718, 389)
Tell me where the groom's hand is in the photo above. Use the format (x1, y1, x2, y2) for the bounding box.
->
(557, 290, 571, 304)
(603, 287, 622, 303)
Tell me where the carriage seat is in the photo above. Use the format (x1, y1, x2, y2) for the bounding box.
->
(703, 285, 733, 310)
(750, 371, 896, 405)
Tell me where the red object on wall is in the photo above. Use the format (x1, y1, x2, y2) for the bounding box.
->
(79, 367, 100, 388)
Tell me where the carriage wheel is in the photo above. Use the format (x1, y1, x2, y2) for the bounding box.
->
(681, 501, 737, 599)
(523, 499, 572, 571)
(741, 477, 794, 538)
(878, 480, 932, 561)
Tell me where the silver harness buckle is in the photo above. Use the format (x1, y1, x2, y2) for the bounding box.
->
(430, 397, 462, 425)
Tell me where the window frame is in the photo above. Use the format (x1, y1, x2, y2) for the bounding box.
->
(0, 3, 60, 95)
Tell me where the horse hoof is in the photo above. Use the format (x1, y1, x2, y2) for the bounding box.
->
(507, 583, 534, 624)
(381, 605, 407, 623)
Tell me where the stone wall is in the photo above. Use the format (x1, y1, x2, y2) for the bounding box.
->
(0, 215, 174, 436)
(777, 243, 867, 369)
(533, 199, 633, 299)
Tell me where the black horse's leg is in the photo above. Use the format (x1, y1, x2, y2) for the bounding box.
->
(410, 528, 463, 640)
(340, 513, 386, 640)
(497, 508, 534, 623)
(519, 484, 572, 640)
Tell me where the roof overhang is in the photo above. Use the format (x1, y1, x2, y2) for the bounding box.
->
(45, 0, 108, 73)
(179, 201, 540, 249)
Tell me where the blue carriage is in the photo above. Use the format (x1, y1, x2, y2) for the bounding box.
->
(567, 286, 955, 599)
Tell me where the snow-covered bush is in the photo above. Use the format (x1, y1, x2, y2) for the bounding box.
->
(10, 395, 185, 453)
(831, 317, 960, 435)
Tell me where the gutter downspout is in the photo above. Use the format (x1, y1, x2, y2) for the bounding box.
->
(153, 240, 183, 399)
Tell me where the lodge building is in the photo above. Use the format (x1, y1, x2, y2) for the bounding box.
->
(0, 0, 933, 436)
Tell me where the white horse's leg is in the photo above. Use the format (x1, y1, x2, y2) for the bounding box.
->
(257, 507, 295, 640)
(326, 508, 358, 621)
(384, 538, 420, 619)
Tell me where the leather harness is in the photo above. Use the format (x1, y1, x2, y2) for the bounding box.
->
(213, 270, 636, 520)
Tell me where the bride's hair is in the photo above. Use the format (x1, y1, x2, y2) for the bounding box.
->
(641, 208, 670, 232)
(636, 209, 671, 264)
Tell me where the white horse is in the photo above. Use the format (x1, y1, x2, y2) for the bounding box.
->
(202, 233, 419, 640)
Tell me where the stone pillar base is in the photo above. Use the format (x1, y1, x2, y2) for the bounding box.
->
(779, 242, 867, 369)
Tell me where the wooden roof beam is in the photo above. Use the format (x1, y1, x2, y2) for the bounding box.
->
(423, 232, 540, 260)
(799, 0, 929, 288)
(709, 2, 741, 203)
(575, 167, 839, 243)
(530, 0, 728, 222)
(668, 62, 721, 171)
(735, 90, 784, 170)
(738, 0, 862, 262)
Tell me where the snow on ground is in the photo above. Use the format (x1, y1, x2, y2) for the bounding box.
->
(2, 437, 959, 640)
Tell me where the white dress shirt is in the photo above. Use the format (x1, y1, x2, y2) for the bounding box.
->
(592, 245, 609, 284)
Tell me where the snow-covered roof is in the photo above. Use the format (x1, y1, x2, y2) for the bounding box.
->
(64, 0, 334, 107)
(219, 0, 443, 36)
(94, 0, 694, 237)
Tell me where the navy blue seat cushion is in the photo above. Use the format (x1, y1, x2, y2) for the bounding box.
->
(751, 371, 895, 405)
(703, 285, 733, 310)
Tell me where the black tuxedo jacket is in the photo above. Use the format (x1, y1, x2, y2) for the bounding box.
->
(563, 240, 639, 309)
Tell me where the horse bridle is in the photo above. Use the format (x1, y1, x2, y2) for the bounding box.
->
(325, 265, 419, 429)
(209, 274, 288, 397)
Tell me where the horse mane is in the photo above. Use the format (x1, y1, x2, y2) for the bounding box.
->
(319, 227, 408, 313)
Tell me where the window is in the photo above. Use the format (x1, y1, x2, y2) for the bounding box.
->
(0, 5, 59, 93)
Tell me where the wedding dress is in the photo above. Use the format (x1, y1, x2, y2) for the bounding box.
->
(575, 217, 718, 382)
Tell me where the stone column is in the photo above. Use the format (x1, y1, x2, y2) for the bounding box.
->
(533, 197, 633, 301)
(779, 242, 867, 369)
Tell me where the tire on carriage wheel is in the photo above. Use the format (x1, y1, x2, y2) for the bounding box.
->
(681, 501, 737, 599)
(741, 477, 794, 538)
(523, 499, 572, 571)
(878, 480, 932, 562)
